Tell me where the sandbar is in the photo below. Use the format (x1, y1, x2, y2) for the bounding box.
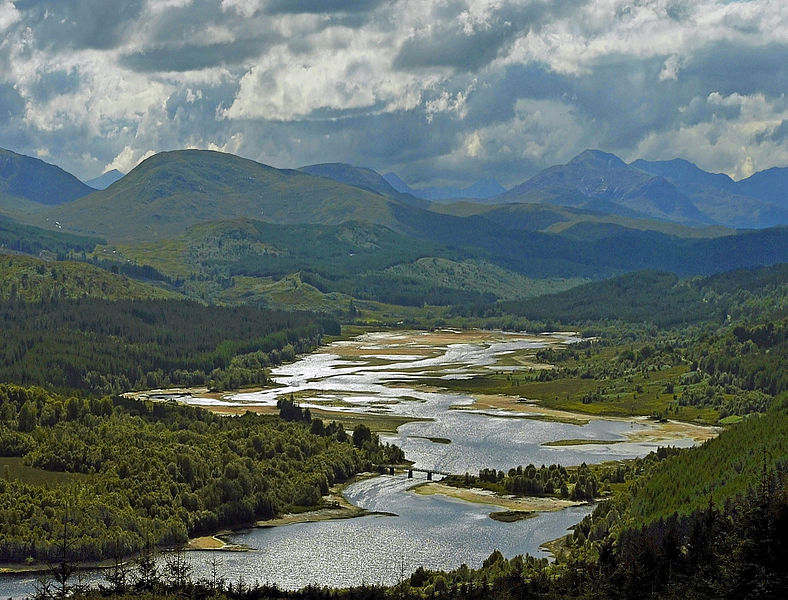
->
(411, 482, 583, 512)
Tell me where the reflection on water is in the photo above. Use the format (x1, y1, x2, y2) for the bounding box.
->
(185, 475, 593, 589)
(1, 331, 703, 597)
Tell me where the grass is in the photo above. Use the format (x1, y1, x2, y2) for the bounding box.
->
(413, 343, 722, 424)
(309, 409, 426, 435)
(0, 457, 92, 487)
(489, 510, 537, 522)
(542, 439, 625, 447)
(410, 436, 451, 444)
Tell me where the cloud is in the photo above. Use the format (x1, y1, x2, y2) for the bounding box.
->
(122, 38, 270, 72)
(104, 145, 156, 173)
(0, 0, 785, 187)
(0, 1, 21, 33)
(264, 0, 386, 15)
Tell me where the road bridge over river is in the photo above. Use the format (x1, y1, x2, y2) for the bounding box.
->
(379, 465, 451, 481)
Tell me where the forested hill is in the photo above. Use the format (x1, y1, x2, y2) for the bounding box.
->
(499, 264, 788, 327)
(0, 254, 179, 302)
(0, 214, 103, 257)
(0, 387, 402, 563)
(0, 299, 339, 394)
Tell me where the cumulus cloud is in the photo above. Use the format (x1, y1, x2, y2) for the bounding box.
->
(0, 0, 785, 186)
(105, 145, 156, 173)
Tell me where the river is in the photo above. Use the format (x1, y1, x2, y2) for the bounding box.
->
(1, 329, 709, 597)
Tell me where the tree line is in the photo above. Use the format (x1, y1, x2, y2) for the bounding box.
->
(0, 298, 340, 394)
(0, 385, 404, 564)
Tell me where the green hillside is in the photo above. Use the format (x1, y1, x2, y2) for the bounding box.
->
(0, 214, 104, 257)
(0, 254, 180, 302)
(432, 200, 732, 238)
(0, 298, 338, 394)
(38, 150, 402, 242)
(116, 218, 559, 308)
(501, 265, 788, 327)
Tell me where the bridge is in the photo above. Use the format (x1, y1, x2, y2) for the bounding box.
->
(378, 465, 452, 481)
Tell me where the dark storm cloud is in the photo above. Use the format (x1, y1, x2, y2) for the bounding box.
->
(681, 42, 788, 98)
(122, 38, 272, 73)
(394, 1, 588, 73)
(755, 120, 788, 146)
(13, 0, 144, 50)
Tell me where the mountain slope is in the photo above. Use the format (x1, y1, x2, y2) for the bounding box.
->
(501, 150, 710, 225)
(433, 200, 730, 239)
(631, 158, 788, 228)
(501, 263, 788, 326)
(0, 147, 94, 212)
(298, 162, 428, 208)
(0, 214, 104, 257)
(383, 172, 506, 201)
(737, 167, 788, 210)
(40, 150, 405, 242)
(299, 163, 400, 197)
(85, 169, 124, 190)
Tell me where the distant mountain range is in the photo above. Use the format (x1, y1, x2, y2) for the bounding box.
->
(0, 145, 785, 311)
(382, 172, 506, 202)
(331, 150, 788, 229)
(500, 150, 788, 228)
(2, 144, 786, 231)
(85, 169, 125, 190)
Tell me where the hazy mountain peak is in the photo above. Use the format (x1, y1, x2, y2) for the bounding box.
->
(381, 173, 505, 202)
(568, 149, 628, 169)
(382, 172, 412, 194)
(85, 169, 125, 190)
(299, 162, 396, 197)
(630, 158, 736, 191)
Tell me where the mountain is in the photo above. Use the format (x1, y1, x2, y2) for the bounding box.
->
(631, 158, 788, 228)
(432, 201, 730, 240)
(39, 150, 407, 242)
(299, 163, 399, 197)
(383, 172, 506, 201)
(737, 167, 788, 210)
(461, 177, 507, 199)
(0, 147, 94, 213)
(85, 169, 125, 190)
(382, 172, 412, 194)
(500, 149, 709, 225)
(298, 162, 428, 208)
(630, 158, 737, 193)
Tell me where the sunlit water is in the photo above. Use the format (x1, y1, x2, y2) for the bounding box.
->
(1, 331, 701, 597)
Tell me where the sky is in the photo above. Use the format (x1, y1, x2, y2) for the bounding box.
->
(0, 0, 786, 187)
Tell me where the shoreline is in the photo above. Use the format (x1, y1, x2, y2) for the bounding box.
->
(459, 394, 720, 445)
(186, 472, 392, 551)
(410, 481, 585, 513)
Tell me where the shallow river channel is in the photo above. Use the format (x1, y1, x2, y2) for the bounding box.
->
(2, 330, 709, 596)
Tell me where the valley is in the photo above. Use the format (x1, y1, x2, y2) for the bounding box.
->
(0, 145, 785, 600)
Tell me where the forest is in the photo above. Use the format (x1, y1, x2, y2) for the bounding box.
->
(21, 418, 787, 598)
(0, 299, 339, 394)
(0, 385, 403, 563)
(0, 252, 785, 599)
